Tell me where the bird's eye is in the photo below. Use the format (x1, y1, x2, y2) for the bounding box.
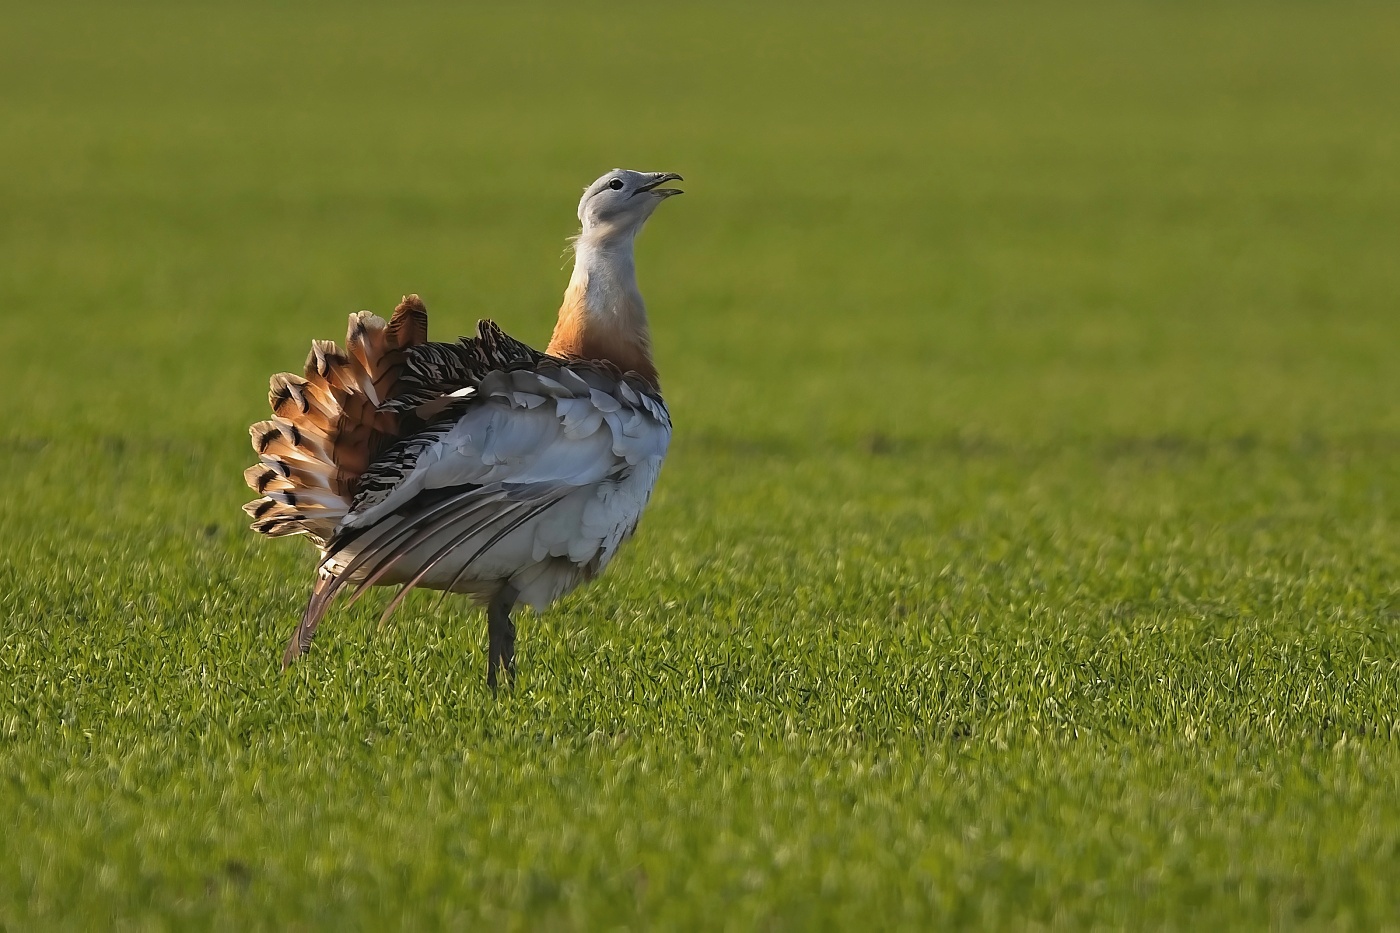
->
(607, 178, 624, 190)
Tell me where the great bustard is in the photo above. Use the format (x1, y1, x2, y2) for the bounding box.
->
(242, 169, 682, 686)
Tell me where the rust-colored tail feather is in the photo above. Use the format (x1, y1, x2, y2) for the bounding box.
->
(243, 296, 430, 546)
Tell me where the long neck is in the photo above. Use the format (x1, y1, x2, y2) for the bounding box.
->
(547, 229, 658, 387)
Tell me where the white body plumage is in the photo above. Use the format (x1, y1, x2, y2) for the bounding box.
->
(334, 366, 671, 609)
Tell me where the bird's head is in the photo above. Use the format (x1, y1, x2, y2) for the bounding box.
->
(576, 169, 684, 242)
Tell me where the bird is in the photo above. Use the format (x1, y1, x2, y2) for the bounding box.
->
(242, 169, 683, 687)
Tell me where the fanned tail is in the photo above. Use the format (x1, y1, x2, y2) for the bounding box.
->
(242, 295, 429, 545)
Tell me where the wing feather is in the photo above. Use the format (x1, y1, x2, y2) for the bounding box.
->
(376, 495, 569, 626)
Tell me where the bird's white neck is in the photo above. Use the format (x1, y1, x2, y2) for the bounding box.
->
(547, 228, 658, 386)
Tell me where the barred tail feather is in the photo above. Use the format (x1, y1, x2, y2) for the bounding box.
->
(243, 296, 430, 546)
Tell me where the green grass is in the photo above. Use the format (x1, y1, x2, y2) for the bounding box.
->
(3, 1, 1400, 928)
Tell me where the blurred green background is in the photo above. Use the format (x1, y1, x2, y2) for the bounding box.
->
(2, 2, 1399, 928)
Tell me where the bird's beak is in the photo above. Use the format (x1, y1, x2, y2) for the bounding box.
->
(636, 172, 684, 197)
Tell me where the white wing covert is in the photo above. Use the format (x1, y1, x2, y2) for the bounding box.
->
(293, 358, 669, 658)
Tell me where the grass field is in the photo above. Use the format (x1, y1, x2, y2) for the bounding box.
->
(3, 1, 1400, 928)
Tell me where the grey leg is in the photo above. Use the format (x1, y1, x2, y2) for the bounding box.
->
(487, 584, 519, 691)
